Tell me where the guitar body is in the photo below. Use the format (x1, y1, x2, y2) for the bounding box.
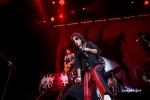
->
(64, 61, 73, 73)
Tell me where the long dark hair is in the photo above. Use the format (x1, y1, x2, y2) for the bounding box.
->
(70, 32, 87, 45)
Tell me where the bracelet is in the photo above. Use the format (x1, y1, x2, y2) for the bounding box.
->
(76, 77, 81, 81)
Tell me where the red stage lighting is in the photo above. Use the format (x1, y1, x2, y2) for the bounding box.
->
(144, 0, 149, 6)
(50, 17, 55, 21)
(52, 1, 55, 4)
(59, 0, 65, 5)
(82, 8, 85, 11)
(71, 10, 75, 14)
(59, 14, 64, 20)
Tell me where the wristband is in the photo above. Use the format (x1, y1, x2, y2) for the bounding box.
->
(76, 76, 81, 81)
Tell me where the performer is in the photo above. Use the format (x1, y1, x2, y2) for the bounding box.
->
(63, 48, 75, 82)
(63, 48, 74, 72)
(70, 32, 114, 100)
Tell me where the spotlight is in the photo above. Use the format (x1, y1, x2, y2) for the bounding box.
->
(59, 14, 64, 20)
(50, 17, 55, 21)
(144, 0, 149, 6)
(131, 1, 134, 4)
(59, 0, 65, 5)
(52, 1, 55, 4)
(60, 14, 63, 18)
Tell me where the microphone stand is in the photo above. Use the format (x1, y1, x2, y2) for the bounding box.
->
(0, 53, 16, 100)
(1, 67, 12, 100)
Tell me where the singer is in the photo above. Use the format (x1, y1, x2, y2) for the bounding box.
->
(70, 32, 114, 100)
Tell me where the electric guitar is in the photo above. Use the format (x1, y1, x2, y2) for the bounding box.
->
(64, 60, 74, 73)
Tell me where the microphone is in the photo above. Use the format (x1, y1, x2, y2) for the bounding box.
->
(79, 46, 89, 58)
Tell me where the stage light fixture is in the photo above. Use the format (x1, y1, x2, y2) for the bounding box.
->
(52, 1, 55, 4)
(131, 1, 134, 4)
(144, 0, 149, 6)
(59, 14, 64, 20)
(59, 0, 65, 5)
(50, 17, 55, 21)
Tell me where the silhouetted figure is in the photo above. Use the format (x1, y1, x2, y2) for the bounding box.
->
(110, 32, 130, 80)
(136, 32, 150, 58)
(96, 25, 130, 80)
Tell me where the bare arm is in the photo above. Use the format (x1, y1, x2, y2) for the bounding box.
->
(85, 48, 97, 54)
(77, 68, 81, 77)
(64, 56, 67, 66)
(84, 41, 101, 55)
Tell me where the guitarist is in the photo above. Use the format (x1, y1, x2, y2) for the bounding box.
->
(63, 48, 75, 82)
